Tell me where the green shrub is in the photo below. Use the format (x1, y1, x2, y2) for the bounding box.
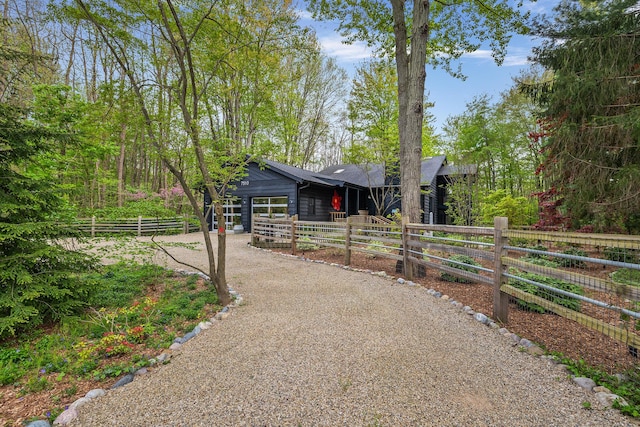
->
(604, 247, 639, 264)
(296, 237, 318, 251)
(509, 270, 583, 313)
(440, 254, 481, 283)
(555, 247, 588, 269)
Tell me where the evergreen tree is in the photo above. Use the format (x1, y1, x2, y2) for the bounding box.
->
(0, 59, 95, 337)
(528, 0, 640, 232)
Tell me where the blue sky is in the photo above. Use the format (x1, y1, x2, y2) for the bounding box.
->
(298, 0, 557, 133)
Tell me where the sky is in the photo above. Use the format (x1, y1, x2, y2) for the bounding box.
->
(297, 0, 557, 134)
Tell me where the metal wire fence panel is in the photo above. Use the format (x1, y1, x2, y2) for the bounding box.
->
(405, 224, 495, 285)
(348, 222, 404, 261)
(502, 229, 640, 356)
(295, 220, 347, 249)
(252, 217, 292, 247)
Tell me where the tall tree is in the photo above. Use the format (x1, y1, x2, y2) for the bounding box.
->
(527, 0, 640, 232)
(72, 0, 308, 305)
(308, 0, 529, 222)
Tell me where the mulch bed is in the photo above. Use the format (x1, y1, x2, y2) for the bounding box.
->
(282, 246, 638, 374)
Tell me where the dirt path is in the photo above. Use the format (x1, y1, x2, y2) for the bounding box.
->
(70, 233, 634, 426)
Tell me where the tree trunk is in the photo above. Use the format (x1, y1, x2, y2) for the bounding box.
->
(392, 0, 430, 223)
(117, 124, 126, 207)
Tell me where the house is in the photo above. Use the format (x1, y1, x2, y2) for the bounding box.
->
(204, 156, 473, 231)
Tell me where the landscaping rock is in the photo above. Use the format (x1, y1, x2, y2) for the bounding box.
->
(156, 353, 170, 363)
(572, 377, 596, 391)
(85, 388, 106, 399)
(527, 346, 545, 356)
(111, 374, 135, 389)
(198, 321, 213, 330)
(474, 313, 489, 324)
(69, 397, 91, 410)
(53, 408, 78, 426)
(26, 421, 50, 427)
(595, 392, 628, 408)
(519, 338, 533, 348)
(593, 386, 611, 394)
(182, 331, 196, 342)
(135, 367, 148, 376)
(215, 311, 230, 320)
(169, 342, 182, 351)
(397, 278, 405, 285)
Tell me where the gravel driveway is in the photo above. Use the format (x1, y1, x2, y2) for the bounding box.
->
(70, 233, 635, 426)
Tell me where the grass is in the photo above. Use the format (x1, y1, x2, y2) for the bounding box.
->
(0, 261, 222, 424)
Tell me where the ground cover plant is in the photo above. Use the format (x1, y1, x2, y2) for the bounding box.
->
(0, 262, 222, 426)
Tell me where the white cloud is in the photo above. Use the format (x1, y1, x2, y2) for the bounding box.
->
(461, 47, 531, 67)
(318, 36, 374, 62)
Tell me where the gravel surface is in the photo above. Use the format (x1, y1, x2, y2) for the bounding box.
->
(70, 233, 636, 426)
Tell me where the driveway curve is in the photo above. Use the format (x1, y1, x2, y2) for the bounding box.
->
(70, 233, 634, 426)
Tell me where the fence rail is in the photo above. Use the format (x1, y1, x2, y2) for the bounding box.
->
(73, 216, 199, 237)
(252, 216, 640, 362)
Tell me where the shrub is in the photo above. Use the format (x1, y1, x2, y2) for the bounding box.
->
(509, 270, 583, 313)
(604, 247, 639, 264)
(555, 247, 588, 269)
(440, 254, 481, 283)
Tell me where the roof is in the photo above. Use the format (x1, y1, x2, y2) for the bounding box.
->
(255, 155, 472, 189)
(320, 156, 449, 188)
(319, 163, 386, 187)
(259, 158, 349, 187)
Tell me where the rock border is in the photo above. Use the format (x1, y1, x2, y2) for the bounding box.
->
(26, 270, 243, 427)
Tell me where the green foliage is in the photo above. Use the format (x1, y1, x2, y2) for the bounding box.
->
(528, 0, 640, 232)
(480, 190, 536, 226)
(604, 247, 639, 264)
(0, 262, 221, 399)
(509, 270, 583, 313)
(555, 354, 640, 418)
(81, 196, 179, 220)
(440, 254, 481, 283)
(554, 247, 588, 269)
(0, 100, 97, 338)
(85, 262, 167, 308)
(611, 269, 640, 288)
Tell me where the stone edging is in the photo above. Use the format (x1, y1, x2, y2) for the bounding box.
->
(27, 270, 243, 427)
(256, 246, 632, 413)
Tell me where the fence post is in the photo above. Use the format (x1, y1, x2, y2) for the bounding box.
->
(402, 216, 414, 280)
(291, 215, 298, 255)
(91, 216, 96, 238)
(137, 215, 142, 236)
(493, 216, 509, 323)
(251, 215, 256, 246)
(344, 217, 352, 266)
(183, 216, 188, 234)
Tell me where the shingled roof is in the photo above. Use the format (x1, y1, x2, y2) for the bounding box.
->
(320, 155, 448, 188)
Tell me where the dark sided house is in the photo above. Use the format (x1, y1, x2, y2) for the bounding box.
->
(204, 156, 474, 231)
